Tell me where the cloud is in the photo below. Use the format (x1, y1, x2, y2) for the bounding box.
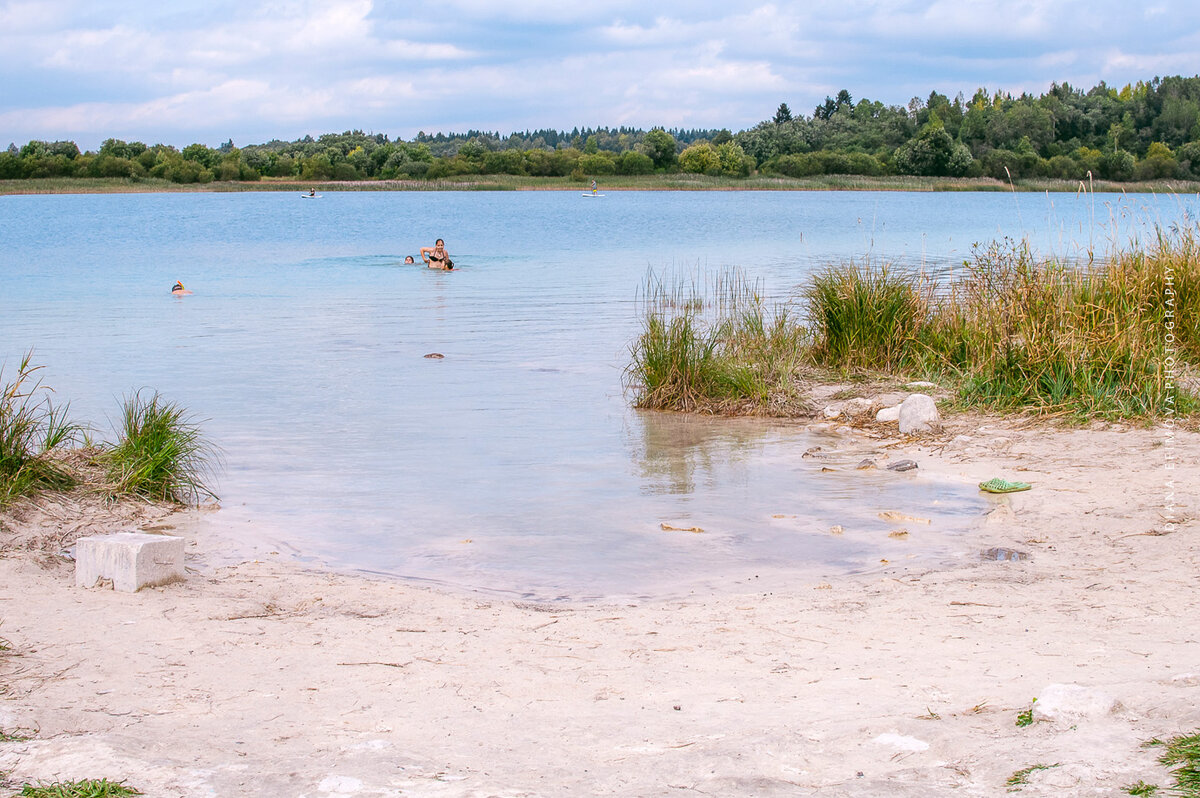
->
(5, 0, 1200, 149)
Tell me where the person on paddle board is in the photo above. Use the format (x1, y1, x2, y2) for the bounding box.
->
(591, 179, 597, 195)
(420, 239, 454, 270)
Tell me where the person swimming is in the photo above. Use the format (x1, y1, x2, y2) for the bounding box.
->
(420, 239, 454, 270)
(171, 281, 192, 295)
(404, 255, 415, 264)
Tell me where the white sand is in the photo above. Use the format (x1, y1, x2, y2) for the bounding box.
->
(1, 419, 1197, 797)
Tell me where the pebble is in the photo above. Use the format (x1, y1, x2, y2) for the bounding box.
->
(886, 459, 918, 472)
(423, 352, 444, 359)
(856, 459, 876, 470)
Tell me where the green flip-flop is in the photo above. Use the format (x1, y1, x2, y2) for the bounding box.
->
(979, 478, 1032, 493)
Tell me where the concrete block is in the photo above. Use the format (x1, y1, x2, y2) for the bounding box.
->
(75, 532, 185, 592)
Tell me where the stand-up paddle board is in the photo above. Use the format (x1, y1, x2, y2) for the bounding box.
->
(581, 193, 605, 198)
(301, 194, 322, 199)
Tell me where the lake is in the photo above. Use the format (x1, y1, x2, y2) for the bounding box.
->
(1, 189, 1193, 599)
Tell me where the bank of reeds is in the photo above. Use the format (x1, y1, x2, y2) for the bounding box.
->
(0, 354, 79, 507)
(627, 225, 1199, 419)
(626, 271, 808, 414)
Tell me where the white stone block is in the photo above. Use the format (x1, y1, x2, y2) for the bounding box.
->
(75, 532, 185, 592)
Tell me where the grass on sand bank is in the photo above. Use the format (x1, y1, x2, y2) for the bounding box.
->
(14, 779, 141, 798)
(0, 354, 79, 508)
(625, 271, 807, 415)
(104, 391, 219, 504)
(0, 358, 218, 508)
(626, 224, 1200, 420)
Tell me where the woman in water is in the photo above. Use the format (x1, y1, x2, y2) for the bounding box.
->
(420, 239, 453, 270)
(171, 281, 192, 295)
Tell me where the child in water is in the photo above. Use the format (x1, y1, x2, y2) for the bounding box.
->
(171, 281, 192, 295)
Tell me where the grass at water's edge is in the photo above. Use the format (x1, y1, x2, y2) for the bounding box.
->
(6, 175, 1200, 194)
(0, 357, 218, 509)
(626, 225, 1200, 421)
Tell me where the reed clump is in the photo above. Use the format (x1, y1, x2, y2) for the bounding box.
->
(626, 271, 808, 414)
(0, 354, 79, 508)
(805, 261, 925, 372)
(104, 391, 219, 504)
(629, 224, 1199, 419)
(916, 233, 1197, 417)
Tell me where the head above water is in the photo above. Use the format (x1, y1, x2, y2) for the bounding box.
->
(404, 255, 415, 263)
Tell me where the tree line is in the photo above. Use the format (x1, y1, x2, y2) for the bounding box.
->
(4, 75, 1200, 184)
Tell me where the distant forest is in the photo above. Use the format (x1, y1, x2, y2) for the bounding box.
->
(6, 76, 1200, 184)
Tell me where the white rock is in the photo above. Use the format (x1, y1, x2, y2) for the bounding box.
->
(872, 733, 929, 752)
(822, 404, 842, 419)
(876, 405, 902, 423)
(904, 381, 939, 390)
(898, 393, 941, 435)
(842, 397, 875, 417)
(75, 532, 185, 593)
(1032, 684, 1120, 723)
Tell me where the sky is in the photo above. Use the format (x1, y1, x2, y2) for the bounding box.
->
(2, 0, 1199, 151)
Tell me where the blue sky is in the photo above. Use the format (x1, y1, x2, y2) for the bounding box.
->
(2, 0, 1199, 150)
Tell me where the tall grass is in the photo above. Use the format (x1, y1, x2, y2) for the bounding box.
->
(104, 391, 219, 504)
(630, 224, 1199, 419)
(805, 261, 925, 372)
(626, 271, 808, 413)
(0, 353, 79, 507)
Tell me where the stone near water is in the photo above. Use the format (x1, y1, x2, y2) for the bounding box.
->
(886, 459, 918, 472)
(904, 381, 939, 390)
(842, 398, 875, 418)
(856, 459, 876, 470)
(75, 532, 186, 593)
(876, 405, 901, 423)
(981, 547, 1029, 561)
(898, 393, 941, 435)
(822, 404, 842, 419)
(423, 352, 444, 359)
(1032, 684, 1120, 723)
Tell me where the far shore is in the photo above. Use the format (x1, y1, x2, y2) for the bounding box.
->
(1, 398, 1197, 796)
(5, 174, 1200, 196)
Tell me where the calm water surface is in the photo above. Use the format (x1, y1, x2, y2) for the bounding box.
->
(2, 190, 1193, 599)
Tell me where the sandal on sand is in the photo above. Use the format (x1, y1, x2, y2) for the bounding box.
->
(979, 478, 1032, 493)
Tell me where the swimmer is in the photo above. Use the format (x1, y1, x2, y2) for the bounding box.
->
(404, 255, 415, 264)
(170, 281, 192, 295)
(420, 239, 454, 270)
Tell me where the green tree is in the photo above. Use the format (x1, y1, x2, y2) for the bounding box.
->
(641, 128, 678, 170)
(774, 103, 792, 124)
(893, 122, 973, 176)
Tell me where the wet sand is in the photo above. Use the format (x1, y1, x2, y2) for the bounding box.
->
(1, 417, 1197, 797)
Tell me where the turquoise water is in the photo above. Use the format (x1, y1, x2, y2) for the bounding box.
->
(1, 190, 1193, 599)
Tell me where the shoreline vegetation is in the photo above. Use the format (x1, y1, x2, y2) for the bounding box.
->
(7, 76, 1200, 194)
(0, 355, 217, 511)
(627, 225, 1200, 422)
(5, 174, 1200, 195)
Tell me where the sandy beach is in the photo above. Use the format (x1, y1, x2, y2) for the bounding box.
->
(1, 416, 1197, 797)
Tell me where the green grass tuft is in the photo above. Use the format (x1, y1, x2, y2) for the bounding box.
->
(104, 390, 219, 504)
(805, 260, 924, 372)
(625, 270, 807, 414)
(18, 779, 141, 797)
(1147, 730, 1200, 797)
(1124, 780, 1159, 796)
(1, 353, 80, 508)
(1006, 763, 1059, 790)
